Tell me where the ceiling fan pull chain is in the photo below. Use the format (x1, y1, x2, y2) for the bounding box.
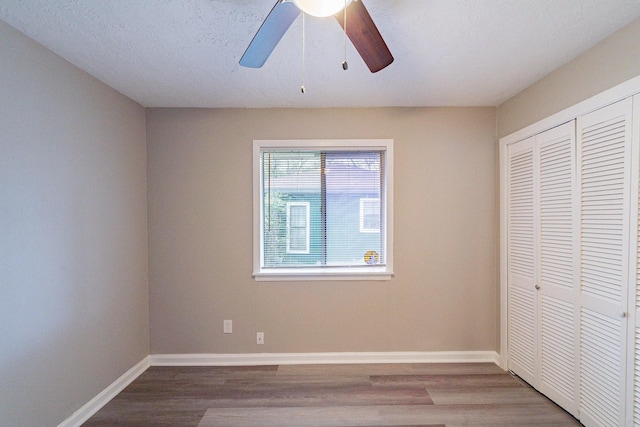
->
(301, 11, 306, 94)
(342, 0, 348, 70)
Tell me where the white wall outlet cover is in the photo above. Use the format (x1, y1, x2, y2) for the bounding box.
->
(223, 320, 232, 334)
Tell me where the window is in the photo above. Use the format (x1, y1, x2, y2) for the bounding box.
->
(360, 198, 380, 233)
(253, 139, 393, 281)
(286, 202, 310, 254)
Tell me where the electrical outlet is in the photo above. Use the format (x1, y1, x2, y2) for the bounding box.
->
(256, 332, 264, 345)
(223, 320, 232, 334)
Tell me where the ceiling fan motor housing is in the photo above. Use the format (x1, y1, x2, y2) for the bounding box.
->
(292, 0, 352, 17)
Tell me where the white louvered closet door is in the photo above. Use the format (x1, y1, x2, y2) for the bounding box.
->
(578, 98, 633, 427)
(507, 136, 538, 386)
(536, 122, 580, 417)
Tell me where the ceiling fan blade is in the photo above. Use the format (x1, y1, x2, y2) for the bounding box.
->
(240, 0, 300, 68)
(335, 0, 393, 73)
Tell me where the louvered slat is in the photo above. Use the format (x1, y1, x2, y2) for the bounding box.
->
(509, 149, 535, 278)
(581, 308, 623, 427)
(541, 296, 577, 401)
(540, 131, 574, 288)
(581, 115, 626, 304)
(509, 285, 536, 377)
(507, 140, 537, 383)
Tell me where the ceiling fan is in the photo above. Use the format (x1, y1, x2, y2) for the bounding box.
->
(239, 0, 394, 73)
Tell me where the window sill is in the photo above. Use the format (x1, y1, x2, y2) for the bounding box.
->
(253, 267, 393, 282)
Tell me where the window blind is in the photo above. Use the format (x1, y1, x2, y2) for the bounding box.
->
(260, 149, 385, 269)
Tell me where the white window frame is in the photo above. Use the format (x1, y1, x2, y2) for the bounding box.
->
(359, 198, 381, 233)
(286, 201, 310, 254)
(253, 139, 394, 281)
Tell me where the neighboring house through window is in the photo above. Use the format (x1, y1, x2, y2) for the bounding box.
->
(253, 139, 394, 281)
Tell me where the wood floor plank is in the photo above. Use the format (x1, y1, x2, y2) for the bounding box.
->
(198, 403, 578, 427)
(224, 374, 372, 388)
(198, 406, 439, 427)
(427, 386, 547, 405)
(376, 403, 579, 425)
(370, 373, 523, 389)
(222, 386, 431, 407)
(277, 363, 421, 376)
(409, 363, 506, 375)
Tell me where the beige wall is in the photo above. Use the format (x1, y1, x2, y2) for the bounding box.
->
(147, 107, 497, 354)
(0, 21, 149, 426)
(497, 18, 640, 138)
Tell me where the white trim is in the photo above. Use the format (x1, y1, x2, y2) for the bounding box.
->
(500, 74, 640, 146)
(253, 139, 394, 281)
(57, 356, 150, 427)
(254, 266, 393, 281)
(150, 351, 500, 366)
(254, 139, 395, 151)
(498, 139, 509, 370)
(625, 93, 640, 426)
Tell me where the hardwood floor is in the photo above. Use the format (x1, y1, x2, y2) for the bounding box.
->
(83, 363, 581, 426)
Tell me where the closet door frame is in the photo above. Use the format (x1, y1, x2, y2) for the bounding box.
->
(626, 93, 640, 427)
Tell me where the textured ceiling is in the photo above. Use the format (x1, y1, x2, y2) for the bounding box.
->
(1, 0, 640, 108)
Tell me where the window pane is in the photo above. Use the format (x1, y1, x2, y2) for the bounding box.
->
(260, 148, 386, 270)
(325, 152, 383, 266)
(289, 205, 307, 227)
(262, 152, 319, 266)
(289, 228, 307, 251)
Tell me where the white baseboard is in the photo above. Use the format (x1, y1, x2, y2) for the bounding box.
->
(150, 351, 500, 366)
(57, 356, 150, 427)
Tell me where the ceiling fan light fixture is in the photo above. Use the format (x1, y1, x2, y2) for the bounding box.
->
(292, 0, 351, 17)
